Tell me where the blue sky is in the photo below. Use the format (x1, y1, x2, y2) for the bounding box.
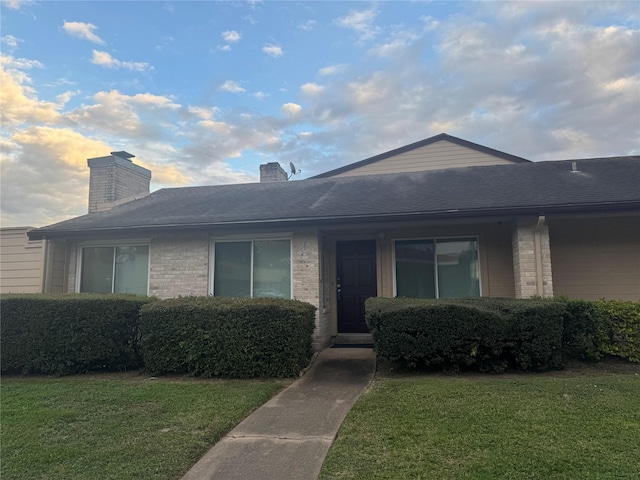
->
(1, 1, 639, 227)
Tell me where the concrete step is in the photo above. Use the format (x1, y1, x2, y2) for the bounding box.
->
(333, 333, 373, 345)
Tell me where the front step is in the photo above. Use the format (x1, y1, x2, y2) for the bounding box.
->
(333, 333, 373, 345)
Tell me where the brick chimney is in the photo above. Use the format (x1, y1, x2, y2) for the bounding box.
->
(259, 162, 288, 183)
(87, 151, 151, 213)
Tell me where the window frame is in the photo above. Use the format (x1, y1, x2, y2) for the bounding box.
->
(210, 236, 293, 299)
(392, 235, 482, 298)
(75, 239, 150, 295)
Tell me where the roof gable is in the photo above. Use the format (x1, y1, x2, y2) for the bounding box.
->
(312, 133, 530, 178)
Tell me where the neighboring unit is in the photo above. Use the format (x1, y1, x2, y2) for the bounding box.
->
(26, 134, 640, 349)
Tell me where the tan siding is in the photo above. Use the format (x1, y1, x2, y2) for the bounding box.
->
(549, 215, 640, 301)
(0, 227, 45, 293)
(334, 140, 516, 177)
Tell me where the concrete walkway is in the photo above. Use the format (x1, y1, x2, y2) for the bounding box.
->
(182, 347, 376, 480)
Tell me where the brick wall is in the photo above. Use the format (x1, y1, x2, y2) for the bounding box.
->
(292, 230, 330, 350)
(149, 234, 209, 298)
(88, 155, 151, 213)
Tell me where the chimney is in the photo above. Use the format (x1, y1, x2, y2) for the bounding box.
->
(259, 162, 288, 183)
(87, 151, 151, 213)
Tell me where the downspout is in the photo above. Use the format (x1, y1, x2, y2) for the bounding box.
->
(534, 215, 545, 297)
(40, 239, 50, 293)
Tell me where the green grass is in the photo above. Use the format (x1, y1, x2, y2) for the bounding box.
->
(1, 373, 286, 480)
(320, 366, 640, 480)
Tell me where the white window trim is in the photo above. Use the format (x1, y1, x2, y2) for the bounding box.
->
(75, 239, 151, 295)
(392, 235, 482, 298)
(209, 236, 293, 298)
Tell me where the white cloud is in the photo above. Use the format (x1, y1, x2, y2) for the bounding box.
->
(63, 21, 105, 44)
(334, 9, 380, 42)
(188, 106, 218, 120)
(263, 43, 283, 57)
(253, 91, 269, 99)
(220, 80, 246, 93)
(221, 30, 241, 42)
(319, 64, 346, 76)
(218, 45, 231, 51)
(301, 83, 324, 95)
(2, 0, 35, 10)
(281, 103, 302, 116)
(1, 35, 20, 49)
(91, 50, 152, 72)
(298, 20, 316, 31)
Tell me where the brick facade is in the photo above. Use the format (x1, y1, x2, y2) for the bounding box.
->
(88, 155, 151, 213)
(512, 218, 553, 298)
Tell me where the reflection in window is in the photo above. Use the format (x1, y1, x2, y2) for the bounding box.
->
(395, 238, 479, 299)
(81, 245, 149, 296)
(214, 240, 291, 298)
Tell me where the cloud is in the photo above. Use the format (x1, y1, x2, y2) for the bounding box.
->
(263, 43, 283, 57)
(298, 20, 316, 31)
(281, 103, 302, 116)
(301, 83, 324, 95)
(253, 91, 269, 99)
(63, 21, 105, 44)
(91, 50, 152, 72)
(1, 35, 20, 49)
(334, 9, 380, 42)
(2, 0, 35, 10)
(220, 80, 245, 93)
(319, 64, 346, 76)
(221, 30, 241, 42)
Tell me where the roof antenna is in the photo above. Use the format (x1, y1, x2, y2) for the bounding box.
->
(288, 162, 301, 180)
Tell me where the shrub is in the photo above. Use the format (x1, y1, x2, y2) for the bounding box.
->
(140, 296, 316, 378)
(561, 299, 609, 360)
(366, 297, 564, 372)
(1, 294, 151, 375)
(597, 300, 640, 362)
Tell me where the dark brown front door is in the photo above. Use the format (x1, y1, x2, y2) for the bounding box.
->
(337, 240, 377, 333)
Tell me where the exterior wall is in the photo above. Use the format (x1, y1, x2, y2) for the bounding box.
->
(88, 155, 151, 213)
(323, 220, 516, 336)
(149, 234, 210, 298)
(511, 218, 553, 298)
(292, 229, 331, 350)
(0, 227, 45, 293)
(549, 214, 640, 301)
(333, 140, 517, 177)
(43, 240, 67, 293)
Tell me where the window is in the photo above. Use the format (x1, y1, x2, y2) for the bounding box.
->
(394, 237, 479, 298)
(213, 239, 291, 298)
(80, 245, 149, 295)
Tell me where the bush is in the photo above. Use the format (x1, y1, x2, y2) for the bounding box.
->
(366, 297, 564, 372)
(140, 296, 316, 378)
(597, 300, 640, 362)
(1, 294, 151, 375)
(561, 299, 609, 360)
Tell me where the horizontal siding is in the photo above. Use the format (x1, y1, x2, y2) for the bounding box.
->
(335, 140, 515, 177)
(549, 215, 640, 301)
(0, 227, 44, 294)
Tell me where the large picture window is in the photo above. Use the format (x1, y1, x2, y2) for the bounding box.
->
(394, 237, 479, 299)
(80, 245, 149, 296)
(213, 239, 291, 298)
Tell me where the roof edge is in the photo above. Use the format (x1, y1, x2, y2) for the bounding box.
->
(311, 133, 530, 179)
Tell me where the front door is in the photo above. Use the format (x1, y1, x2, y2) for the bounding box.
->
(337, 240, 377, 333)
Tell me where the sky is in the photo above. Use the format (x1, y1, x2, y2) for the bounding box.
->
(1, 1, 638, 228)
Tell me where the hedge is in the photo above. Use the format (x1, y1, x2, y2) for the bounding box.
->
(366, 297, 565, 372)
(139, 296, 316, 378)
(597, 299, 640, 362)
(1, 294, 151, 375)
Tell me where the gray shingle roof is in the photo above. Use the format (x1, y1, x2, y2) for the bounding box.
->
(29, 156, 640, 239)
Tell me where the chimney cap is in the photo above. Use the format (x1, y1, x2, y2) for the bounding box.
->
(111, 151, 135, 160)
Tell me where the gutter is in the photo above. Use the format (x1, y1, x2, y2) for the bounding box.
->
(27, 201, 640, 240)
(534, 215, 546, 297)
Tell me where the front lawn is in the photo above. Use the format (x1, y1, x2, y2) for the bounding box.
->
(1, 373, 286, 480)
(320, 363, 640, 479)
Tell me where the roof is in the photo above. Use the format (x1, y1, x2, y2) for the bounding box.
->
(29, 156, 640, 239)
(311, 133, 530, 179)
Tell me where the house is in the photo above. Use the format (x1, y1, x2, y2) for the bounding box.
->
(27, 133, 640, 349)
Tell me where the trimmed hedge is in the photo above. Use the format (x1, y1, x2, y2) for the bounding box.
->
(1, 294, 151, 375)
(139, 296, 316, 378)
(597, 299, 640, 362)
(561, 299, 609, 361)
(366, 297, 565, 372)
